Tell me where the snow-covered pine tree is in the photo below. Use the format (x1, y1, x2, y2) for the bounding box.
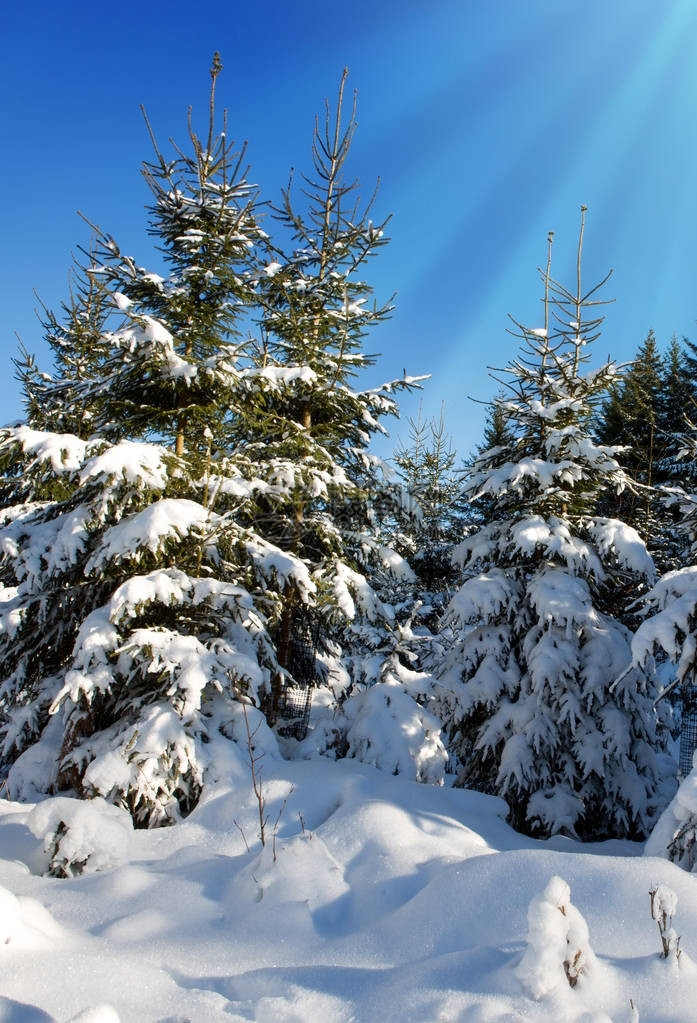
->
(14, 255, 113, 440)
(629, 452, 697, 866)
(0, 56, 312, 824)
(658, 336, 697, 475)
(0, 62, 439, 816)
(651, 336, 697, 571)
(630, 419, 697, 800)
(460, 394, 517, 533)
(436, 212, 670, 839)
(393, 408, 469, 596)
(233, 70, 426, 716)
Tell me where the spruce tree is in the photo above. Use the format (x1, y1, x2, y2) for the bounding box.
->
(436, 214, 670, 840)
(462, 394, 516, 528)
(0, 57, 309, 823)
(234, 69, 423, 716)
(597, 333, 697, 570)
(393, 408, 468, 594)
(630, 458, 697, 865)
(651, 336, 697, 569)
(596, 331, 665, 532)
(0, 62, 435, 817)
(658, 336, 696, 456)
(678, 335, 697, 404)
(14, 257, 113, 440)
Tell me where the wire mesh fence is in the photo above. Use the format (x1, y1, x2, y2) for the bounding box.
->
(276, 684, 313, 740)
(275, 606, 323, 741)
(679, 685, 697, 778)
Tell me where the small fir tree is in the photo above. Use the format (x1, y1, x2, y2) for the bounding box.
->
(651, 336, 697, 570)
(436, 213, 670, 839)
(658, 337, 696, 462)
(461, 394, 517, 529)
(393, 407, 469, 594)
(14, 255, 113, 440)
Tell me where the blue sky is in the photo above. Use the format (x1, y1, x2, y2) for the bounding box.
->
(2, 0, 696, 459)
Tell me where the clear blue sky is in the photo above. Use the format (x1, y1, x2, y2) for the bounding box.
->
(2, 0, 696, 460)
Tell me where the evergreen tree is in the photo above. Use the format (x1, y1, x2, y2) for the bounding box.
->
(436, 215, 670, 840)
(463, 394, 516, 527)
(0, 62, 434, 819)
(651, 336, 697, 569)
(678, 334, 697, 402)
(0, 59, 314, 822)
(630, 456, 697, 865)
(233, 69, 423, 716)
(14, 256, 113, 440)
(597, 333, 697, 570)
(480, 397, 516, 454)
(393, 407, 468, 594)
(596, 331, 665, 535)
(658, 336, 696, 459)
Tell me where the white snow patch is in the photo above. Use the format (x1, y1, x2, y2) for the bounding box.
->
(86, 499, 211, 569)
(0, 755, 693, 1021)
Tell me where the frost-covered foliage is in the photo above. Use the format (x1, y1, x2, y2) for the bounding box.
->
(0, 396, 294, 825)
(0, 61, 302, 824)
(649, 883, 682, 960)
(632, 566, 697, 702)
(27, 796, 133, 878)
(0, 62, 433, 823)
(436, 217, 670, 839)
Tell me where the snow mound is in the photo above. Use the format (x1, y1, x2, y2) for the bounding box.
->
(0, 884, 62, 950)
(1, 759, 696, 1021)
(65, 1007, 121, 1023)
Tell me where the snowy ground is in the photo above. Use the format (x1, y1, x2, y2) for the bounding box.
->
(1, 731, 696, 1023)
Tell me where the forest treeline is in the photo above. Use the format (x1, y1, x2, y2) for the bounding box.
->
(2, 61, 697, 865)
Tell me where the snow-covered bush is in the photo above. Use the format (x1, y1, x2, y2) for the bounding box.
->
(341, 671, 447, 784)
(298, 648, 447, 784)
(645, 760, 697, 871)
(26, 796, 133, 878)
(650, 884, 682, 960)
(516, 875, 595, 999)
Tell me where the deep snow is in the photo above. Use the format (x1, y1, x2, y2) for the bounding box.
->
(1, 734, 696, 1023)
